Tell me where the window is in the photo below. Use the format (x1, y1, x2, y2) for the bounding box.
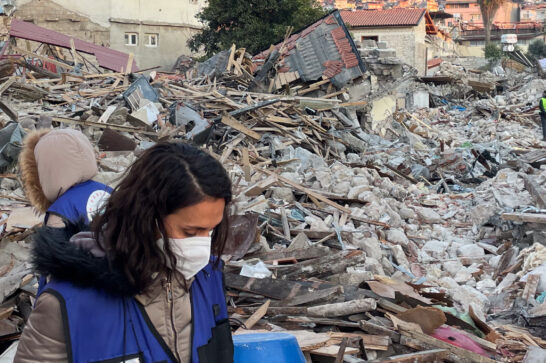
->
(125, 32, 138, 46)
(446, 3, 469, 9)
(144, 33, 159, 47)
(361, 35, 379, 42)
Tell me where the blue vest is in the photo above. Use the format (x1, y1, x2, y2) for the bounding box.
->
(39, 180, 112, 297)
(46, 180, 112, 225)
(43, 260, 233, 363)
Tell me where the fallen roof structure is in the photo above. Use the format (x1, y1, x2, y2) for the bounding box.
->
(6, 18, 137, 73)
(254, 10, 366, 89)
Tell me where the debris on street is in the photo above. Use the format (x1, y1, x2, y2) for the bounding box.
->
(0, 9, 544, 362)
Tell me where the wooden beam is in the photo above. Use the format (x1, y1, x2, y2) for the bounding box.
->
(523, 175, 546, 209)
(372, 349, 448, 362)
(12, 46, 74, 71)
(123, 53, 134, 86)
(236, 300, 270, 333)
(221, 114, 261, 140)
(280, 286, 343, 307)
(501, 213, 546, 224)
(397, 327, 497, 363)
(359, 321, 400, 343)
(0, 77, 16, 96)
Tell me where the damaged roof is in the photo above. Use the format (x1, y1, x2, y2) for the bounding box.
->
(254, 10, 365, 89)
(341, 8, 426, 27)
(9, 18, 137, 72)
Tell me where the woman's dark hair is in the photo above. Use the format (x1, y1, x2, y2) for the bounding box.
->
(92, 142, 232, 293)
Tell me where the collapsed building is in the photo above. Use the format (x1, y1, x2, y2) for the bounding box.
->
(0, 8, 543, 363)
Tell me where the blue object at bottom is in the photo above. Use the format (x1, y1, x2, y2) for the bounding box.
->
(233, 333, 306, 363)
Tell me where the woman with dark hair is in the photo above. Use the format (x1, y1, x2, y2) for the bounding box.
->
(15, 142, 234, 363)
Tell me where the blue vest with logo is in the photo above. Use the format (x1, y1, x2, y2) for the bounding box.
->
(42, 259, 233, 363)
(46, 180, 112, 225)
(39, 180, 113, 296)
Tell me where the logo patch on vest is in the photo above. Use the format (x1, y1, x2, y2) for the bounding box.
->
(86, 190, 111, 222)
(92, 353, 143, 363)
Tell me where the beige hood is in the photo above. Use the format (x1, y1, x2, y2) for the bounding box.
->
(19, 129, 98, 213)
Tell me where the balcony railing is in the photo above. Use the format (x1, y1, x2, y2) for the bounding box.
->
(459, 27, 544, 38)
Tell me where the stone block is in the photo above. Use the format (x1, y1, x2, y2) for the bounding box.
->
(412, 90, 429, 109)
(422, 240, 450, 259)
(458, 244, 485, 258)
(360, 49, 375, 58)
(377, 41, 388, 49)
(271, 187, 295, 203)
(377, 49, 396, 58)
(362, 39, 377, 48)
(387, 228, 409, 247)
(415, 207, 442, 224)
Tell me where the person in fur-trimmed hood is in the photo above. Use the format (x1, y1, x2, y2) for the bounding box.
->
(19, 128, 112, 228)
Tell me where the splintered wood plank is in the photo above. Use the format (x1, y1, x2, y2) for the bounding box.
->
(221, 114, 261, 140)
(522, 275, 540, 304)
(310, 345, 358, 357)
(280, 286, 343, 307)
(523, 175, 546, 209)
(225, 272, 338, 300)
(243, 175, 278, 196)
(249, 246, 328, 262)
(377, 349, 448, 362)
(13, 46, 74, 71)
(329, 332, 390, 351)
(398, 327, 497, 363)
(123, 53, 134, 85)
(0, 77, 15, 96)
(242, 148, 251, 182)
(235, 300, 270, 333)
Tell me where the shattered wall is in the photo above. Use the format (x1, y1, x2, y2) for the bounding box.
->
(15, 0, 110, 46)
(351, 21, 427, 75)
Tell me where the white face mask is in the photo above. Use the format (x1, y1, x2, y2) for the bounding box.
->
(159, 236, 212, 279)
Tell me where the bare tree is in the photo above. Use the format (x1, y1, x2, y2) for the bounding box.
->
(478, 0, 506, 44)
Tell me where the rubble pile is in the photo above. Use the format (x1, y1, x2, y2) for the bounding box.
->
(0, 26, 543, 363)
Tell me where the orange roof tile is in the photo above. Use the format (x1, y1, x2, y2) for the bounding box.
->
(340, 8, 426, 27)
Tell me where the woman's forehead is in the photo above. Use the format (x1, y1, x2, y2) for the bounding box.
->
(166, 198, 225, 228)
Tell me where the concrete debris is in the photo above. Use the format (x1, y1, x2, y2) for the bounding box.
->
(0, 17, 542, 362)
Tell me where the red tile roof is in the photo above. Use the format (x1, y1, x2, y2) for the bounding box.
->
(340, 8, 426, 27)
(9, 18, 137, 72)
(427, 58, 443, 68)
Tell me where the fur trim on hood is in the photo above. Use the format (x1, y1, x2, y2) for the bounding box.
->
(32, 224, 139, 296)
(19, 129, 51, 213)
(19, 129, 99, 213)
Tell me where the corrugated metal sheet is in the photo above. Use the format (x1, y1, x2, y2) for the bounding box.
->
(341, 8, 426, 27)
(9, 18, 137, 72)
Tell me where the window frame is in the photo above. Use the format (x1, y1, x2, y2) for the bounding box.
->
(124, 32, 138, 46)
(144, 33, 159, 47)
